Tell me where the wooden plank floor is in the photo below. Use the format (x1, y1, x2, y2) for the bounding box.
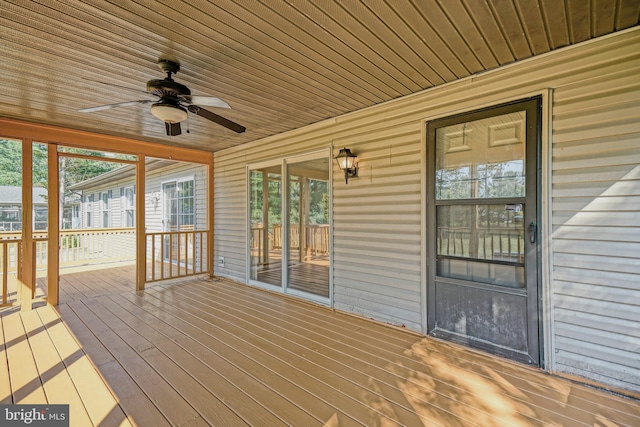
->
(1, 269, 639, 426)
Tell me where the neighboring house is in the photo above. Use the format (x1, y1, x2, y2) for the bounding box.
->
(0, 186, 48, 231)
(68, 159, 208, 234)
(67, 159, 209, 271)
(61, 193, 81, 230)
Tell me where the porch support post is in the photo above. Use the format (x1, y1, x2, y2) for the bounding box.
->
(47, 144, 60, 305)
(20, 139, 33, 311)
(207, 156, 214, 276)
(136, 154, 146, 291)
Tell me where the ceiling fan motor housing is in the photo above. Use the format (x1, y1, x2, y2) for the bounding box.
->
(146, 79, 191, 98)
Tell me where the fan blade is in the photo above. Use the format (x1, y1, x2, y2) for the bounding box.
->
(165, 122, 182, 136)
(79, 100, 153, 113)
(182, 96, 230, 108)
(187, 105, 246, 133)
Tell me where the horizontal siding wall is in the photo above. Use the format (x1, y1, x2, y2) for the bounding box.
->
(551, 63, 640, 392)
(214, 28, 640, 393)
(144, 162, 208, 232)
(79, 175, 134, 229)
(79, 162, 208, 232)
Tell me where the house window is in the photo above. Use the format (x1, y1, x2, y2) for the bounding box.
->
(34, 206, 48, 231)
(100, 191, 111, 228)
(122, 186, 135, 227)
(162, 178, 194, 231)
(86, 194, 94, 228)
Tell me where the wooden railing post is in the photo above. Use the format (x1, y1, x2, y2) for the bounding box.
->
(48, 143, 60, 305)
(136, 154, 146, 291)
(20, 139, 34, 311)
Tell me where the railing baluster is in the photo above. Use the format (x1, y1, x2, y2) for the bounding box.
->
(151, 234, 156, 281)
(191, 231, 196, 275)
(2, 242, 8, 305)
(199, 231, 203, 273)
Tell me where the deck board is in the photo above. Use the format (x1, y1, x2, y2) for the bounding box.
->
(2, 309, 47, 404)
(0, 311, 13, 404)
(182, 281, 516, 425)
(126, 288, 367, 426)
(179, 279, 574, 426)
(52, 304, 170, 427)
(200, 279, 640, 424)
(114, 291, 357, 426)
(21, 309, 93, 426)
(103, 293, 318, 426)
(159, 283, 439, 426)
(1, 266, 639, 426)
(85, 295, 258, 426)
(65, 299, 201, 426)
(36, 305, 133, 427)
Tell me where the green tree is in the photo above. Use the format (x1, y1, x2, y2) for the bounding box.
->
(0, 139, 48, 187)
(0, 140, 118, 191)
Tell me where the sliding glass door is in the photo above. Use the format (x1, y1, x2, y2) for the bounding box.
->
(248, 151, 330, 302)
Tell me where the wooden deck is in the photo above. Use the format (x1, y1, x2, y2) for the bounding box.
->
(1, 267, 639, 426)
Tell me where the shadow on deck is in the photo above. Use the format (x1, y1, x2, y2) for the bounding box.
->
(1, 266, 638, 426)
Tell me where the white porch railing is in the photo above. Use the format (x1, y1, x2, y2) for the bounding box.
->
(1, 228, 137, 305)
(0, 236, 21, 306)
(1, 227, 211, 305)
(145, 230, 209, 282)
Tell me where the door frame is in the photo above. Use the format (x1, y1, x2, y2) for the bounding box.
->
(425, 96, 544, 366)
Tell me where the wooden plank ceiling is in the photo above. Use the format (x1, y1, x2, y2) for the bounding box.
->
(1, 0, 638, 152)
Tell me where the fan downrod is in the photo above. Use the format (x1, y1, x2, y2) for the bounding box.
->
(158, 59, 180, 78)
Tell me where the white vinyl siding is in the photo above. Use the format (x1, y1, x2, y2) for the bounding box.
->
(144, 163, 207, 233)
(213, 29, 640, 393)
(81, 177, 131, 229)
(77, 163, 207, 233)
(550, 64, 640, 392)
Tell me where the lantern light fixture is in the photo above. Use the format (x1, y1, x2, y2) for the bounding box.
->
(334, 147, 358, 184)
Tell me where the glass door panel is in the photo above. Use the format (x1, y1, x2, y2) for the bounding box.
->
(286, 158, 330, 298)
(249, 166, 282, 286)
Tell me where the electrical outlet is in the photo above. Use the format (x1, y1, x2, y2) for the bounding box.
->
(217, 256, 225, 267)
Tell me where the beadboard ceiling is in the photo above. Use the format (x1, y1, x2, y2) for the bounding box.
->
(1, 0, 638, 152)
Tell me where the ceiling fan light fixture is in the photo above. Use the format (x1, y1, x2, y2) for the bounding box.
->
(150, 103, 188, 123)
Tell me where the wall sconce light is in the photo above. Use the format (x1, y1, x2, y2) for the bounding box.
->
(150, 191, 161, 206)
(334, 147, 358, 184)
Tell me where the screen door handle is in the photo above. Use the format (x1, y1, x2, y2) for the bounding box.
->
(528, 222, 537, 244)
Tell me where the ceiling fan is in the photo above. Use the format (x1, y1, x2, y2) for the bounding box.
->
(79, 59, 245, 136)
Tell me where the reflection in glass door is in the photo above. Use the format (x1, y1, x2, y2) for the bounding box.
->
(249, 165, 282, 287)
(427, 98, 541, 365)
(286, 157, 330, 298)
